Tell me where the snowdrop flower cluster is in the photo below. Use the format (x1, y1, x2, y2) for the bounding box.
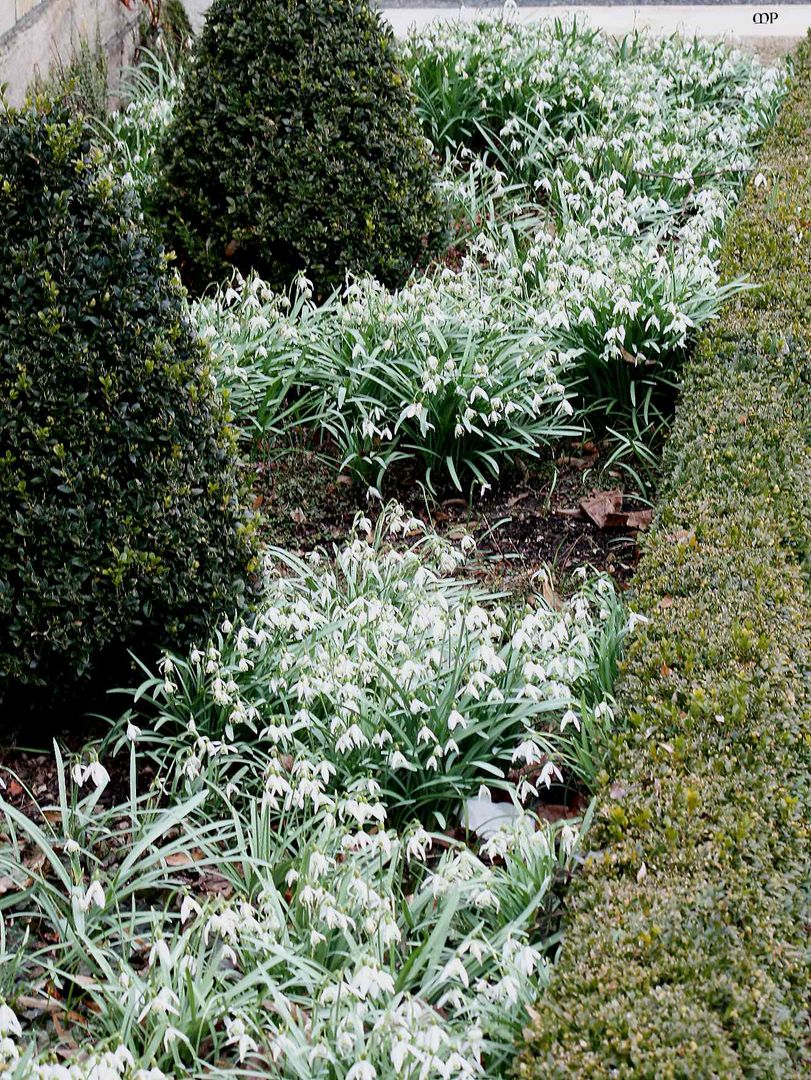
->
(404, 18, 785, 406)
(192, 263, 579, 492)
(140, 815, 560, 1078)
(138, 504, 627, 827)
(0, 1013, 169, 1080)
(1, 506, 636, 1076)
(103, 55, 182, 205)
(188, 21, 784, 487)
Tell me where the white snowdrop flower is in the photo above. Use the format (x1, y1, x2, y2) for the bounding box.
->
(180, 895, 202, 923)
(538, 761, 564, 788)
(88, 761, 110, 788)
(493, 973, 521, 1005)
(628, 611, 650, 630)
(77, 880, 106, 912)
(560, 823, 579, 856)
(388, 750, 412, 771)
(126, 722, 141, 742)
(0, 1005, 21, 1038)
(225, 1015, 259, 1062)
(391, 1042, 411, 1073)
(335, 724, 369, 754)
(163, 1026, 192, 1052)
(149, 937, 172, 972)
(71, 763, 88, 786)
(512, 740, 544, 765)
(405, 828, 432, 863)
(299, 885, 317, 908)
(448, 709, 467, 731)
(514, 943, 542, 977)
(347, 1062, 376, 1080)
(561, 709, 581, 732)
(473, 887, 499, 910)
(349, 964, 395, 1000)
(441, 956, 470, 987)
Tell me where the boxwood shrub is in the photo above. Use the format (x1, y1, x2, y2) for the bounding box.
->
(0, 106, 255, 713)
(156, 0, 445, 295)
(516, 38, 811, 1079)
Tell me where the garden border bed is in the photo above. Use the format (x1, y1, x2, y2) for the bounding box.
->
(517, 33, 811, 1079)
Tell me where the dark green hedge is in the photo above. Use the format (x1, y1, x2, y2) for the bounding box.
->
(517, 39, 811, 1079)
(0, 106, 255, 711)
(156, 0, 444, 295)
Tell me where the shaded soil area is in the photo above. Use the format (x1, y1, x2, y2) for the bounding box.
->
(252, 438, 648, 590)
(0, 734, 148, 823)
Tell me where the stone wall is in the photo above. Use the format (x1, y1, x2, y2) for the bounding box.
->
(0, 0, 141, 106)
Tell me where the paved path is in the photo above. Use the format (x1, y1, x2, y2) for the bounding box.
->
(182, 3, 810, 54)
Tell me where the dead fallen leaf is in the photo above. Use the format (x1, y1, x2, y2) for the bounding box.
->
(580, 489, 623, 528)
(290, 507, 306, 525)
(625, 509, 653, 530)
(197, 870, 233, 899)
(539, 575, 562, 611)
(578, 490, 652, 530)
(0, 873, 30, 895)
(658, 595, 674, 609)
(16, 994, 63, 1016)
(164, 848, 206, 868)
(52, 1011, 79, 1049)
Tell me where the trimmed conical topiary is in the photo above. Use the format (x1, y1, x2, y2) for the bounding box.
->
(0, 105, 255, 711)
(157, 0, 445, 294)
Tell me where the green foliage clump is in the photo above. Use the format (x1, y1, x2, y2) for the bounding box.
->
(156, 0, 445, 295)
(28, 33, 109, 120)
(516, 37, 811, 1078)
(0, 106, 255, 710)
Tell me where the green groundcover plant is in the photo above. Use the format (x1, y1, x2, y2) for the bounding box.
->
(0, 507, 634, 1077)
(156, 0, 445, 295)
(0, 105, 255, 708)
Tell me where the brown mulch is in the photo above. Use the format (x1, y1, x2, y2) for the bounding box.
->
(252, 440, 648, 589)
